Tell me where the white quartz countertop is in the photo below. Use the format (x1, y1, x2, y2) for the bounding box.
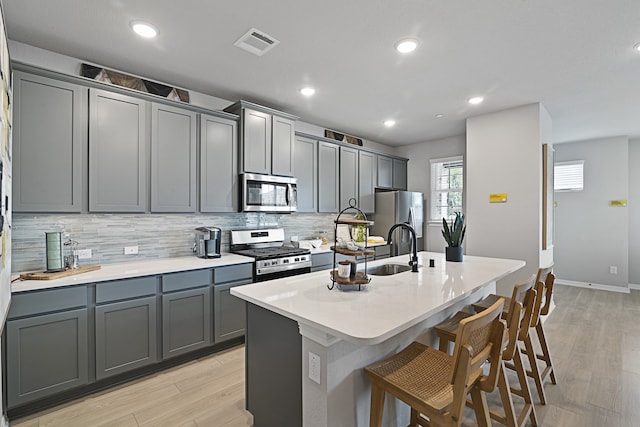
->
(231, 251, 524, 345)
(12, 254, 254, 293)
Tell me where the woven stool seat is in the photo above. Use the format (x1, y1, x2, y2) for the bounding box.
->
(366, 342, 454, 411)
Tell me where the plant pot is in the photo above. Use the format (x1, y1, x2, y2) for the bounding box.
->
(445, 246, 463, 262)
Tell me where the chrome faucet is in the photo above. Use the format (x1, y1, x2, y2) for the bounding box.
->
(387, 223, 419, 272)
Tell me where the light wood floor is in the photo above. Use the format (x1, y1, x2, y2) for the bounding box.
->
(11, 285, 640, 426)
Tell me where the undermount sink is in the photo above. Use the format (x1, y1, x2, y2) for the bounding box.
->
(366, 263, 413, 276)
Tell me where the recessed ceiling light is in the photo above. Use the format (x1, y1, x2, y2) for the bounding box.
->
(131, 21, 158, 38)
(468, 96, 484, 105)
(300, 87, 316, 97)
(435, 114, 444, 118)
(384, 119, 396, 127)
(394, 38, 419, 53)
(634, 43, 640, 52)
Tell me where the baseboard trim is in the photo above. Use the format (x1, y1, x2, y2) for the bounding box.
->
(556, 279, 630, 294)
(629, 283, 640, 290)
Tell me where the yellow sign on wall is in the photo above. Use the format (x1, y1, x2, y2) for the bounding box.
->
(609, 200, 627, 207)
(489, 193, 507, 203)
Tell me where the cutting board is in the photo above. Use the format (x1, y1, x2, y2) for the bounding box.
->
(19, 265, 101, 280)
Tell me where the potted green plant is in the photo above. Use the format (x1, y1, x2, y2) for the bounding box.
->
(442, 212, 465, 262)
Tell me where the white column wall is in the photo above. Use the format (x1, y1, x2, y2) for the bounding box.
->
(466, 104, 550, 294)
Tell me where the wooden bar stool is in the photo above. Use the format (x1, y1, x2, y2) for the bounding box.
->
(434, 275, 538, 427)
(364, 299, 506, 427)
(528, 267, 557, 387)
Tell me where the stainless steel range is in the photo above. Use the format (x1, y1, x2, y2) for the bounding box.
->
(230, 228, 311, 282)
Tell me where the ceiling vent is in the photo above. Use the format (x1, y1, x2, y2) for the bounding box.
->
(234, 28, 280, 56)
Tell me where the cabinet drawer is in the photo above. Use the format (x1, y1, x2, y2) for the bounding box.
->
(9, 286, 87, 319)
(214, 263, 253, 284)
(96, 276, 158, 304)
(162, 269, 211, 293)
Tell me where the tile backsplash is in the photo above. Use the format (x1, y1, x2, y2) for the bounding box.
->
(12, 212, 336, 272)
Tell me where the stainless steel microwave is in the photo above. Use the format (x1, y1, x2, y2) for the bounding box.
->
(241, 173, 297, 213)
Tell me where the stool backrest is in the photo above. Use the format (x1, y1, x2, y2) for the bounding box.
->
(451, 298, 506, 398)
(540, 271, 555, 316)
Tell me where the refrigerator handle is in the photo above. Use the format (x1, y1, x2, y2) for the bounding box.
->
(409, 207, 417, 232)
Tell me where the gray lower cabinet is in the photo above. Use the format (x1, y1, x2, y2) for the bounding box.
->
(293, 136, 317, 212)
(359, 150, 377, 214)
(151, 103, 197, 212)
(200, 114, 238, 212)
(318, 141, 340, 213)
(311, 252, 333, 272)
(13, 71, 84, 212)
(339, 146, 358, 210)
(213, 281, 247, 343)
(95, 296, 158, 380)
(89, 88, 147, 212)
(162, 287, 211, 358)
(6, 308, 89, 407)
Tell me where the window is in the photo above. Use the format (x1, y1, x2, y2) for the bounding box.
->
(430, 156, 463, 222)
(554, 160, 584, 192)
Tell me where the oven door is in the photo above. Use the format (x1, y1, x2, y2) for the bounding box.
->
(242, 173, 297, 213)
(255, 266, 311, 283)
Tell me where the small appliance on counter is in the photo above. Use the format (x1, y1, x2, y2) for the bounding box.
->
(195, 227, 222, 258)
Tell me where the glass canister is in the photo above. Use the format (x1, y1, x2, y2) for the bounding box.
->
(45, 232, 65, 272)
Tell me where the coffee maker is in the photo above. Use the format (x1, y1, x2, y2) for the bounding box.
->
(195, 227, 222, 258)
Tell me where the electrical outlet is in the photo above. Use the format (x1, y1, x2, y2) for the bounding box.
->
(124, 246, 139, 255)
(77, 249, 92, 259)
(610, 266, 618, 275)
(309, 352, 321, 384)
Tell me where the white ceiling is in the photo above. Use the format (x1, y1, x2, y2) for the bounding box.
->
(4, 0, 640, 146)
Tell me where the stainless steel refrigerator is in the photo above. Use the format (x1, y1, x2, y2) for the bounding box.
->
(371, 191, 424, 256)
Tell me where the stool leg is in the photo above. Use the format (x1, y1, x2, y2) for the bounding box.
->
(470, 387, 491, 427)
(497, 362, 518, 427)
(523, 334, 547, 405)
(369, 384, 385, 427)
(536, 322, 557, 384)
(438, 336, 452, 354)
(513, 347, 538, 426)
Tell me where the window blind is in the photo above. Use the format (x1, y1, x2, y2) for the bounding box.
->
(429, 156, 464, 221)
(554, 160, 584, 192)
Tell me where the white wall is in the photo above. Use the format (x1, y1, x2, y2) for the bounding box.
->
(554, 137, 629, 289)
(466, 104, 550, 294)
(629, 138, 640, 286)
(396, 135, 466, 252)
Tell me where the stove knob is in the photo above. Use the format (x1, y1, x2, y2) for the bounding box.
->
(283, 259, 289, 264)
(294, 257, 299, 262)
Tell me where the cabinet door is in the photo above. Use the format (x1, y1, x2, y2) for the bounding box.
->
(162, 287, 211, 359)
(6, 308, 89, 408)
(293, 136, 317, 212)
(318, 142, 339, 213)
(200, 114, 238, 212)
(95, 296, 158, 380)
(89, 89, 147, 212)
(242, 108, 271, 174)
(151, 103, 197, 212)
(271, 115, 295, 176)
(214, 281, 248, 343)
(13, 72, 83, 212)
(340, 146, 359, 211)
(377, 155, 393, 189)
(393, 158, 408, 190)
(358, 151, 376, 214)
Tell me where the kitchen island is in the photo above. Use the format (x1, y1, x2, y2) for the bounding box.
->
(231, 251, 524, 427)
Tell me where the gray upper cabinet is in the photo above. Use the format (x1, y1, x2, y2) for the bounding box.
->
(358, 150, 376, 214)
(293, 136, 317, 212)
(224, 101, 297, 177)
(151, 103, 197, 212)
(13, 72, 84, 212)
(393, 158, 408, 190)
(339, 146, 358, 210)
(318, 141, 340, 213)
(241, 108, 271, 174)
(200, 114, 238, 212)
(272, 115, 295, 176)
(89, 88, 147, 212)
(377, 155, 393, 189)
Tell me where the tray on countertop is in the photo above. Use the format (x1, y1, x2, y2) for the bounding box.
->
(19, 265, 102, 280)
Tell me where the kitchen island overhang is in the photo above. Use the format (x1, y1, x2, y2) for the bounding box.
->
(232, 251, 525, 427)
